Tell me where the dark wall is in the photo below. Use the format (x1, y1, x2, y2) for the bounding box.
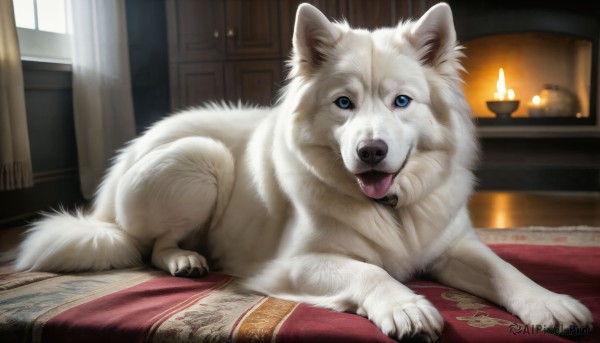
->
(0, 62, 83, 228)
(125, 0, 171, 134)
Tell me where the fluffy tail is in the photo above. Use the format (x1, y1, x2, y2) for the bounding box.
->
(13, 210, 143, 272)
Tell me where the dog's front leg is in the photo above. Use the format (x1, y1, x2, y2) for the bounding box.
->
(246, 253, 443, 341)
(430, 234, 593, 331)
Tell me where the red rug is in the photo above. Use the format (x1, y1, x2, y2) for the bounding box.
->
(0, 230, 598, 342)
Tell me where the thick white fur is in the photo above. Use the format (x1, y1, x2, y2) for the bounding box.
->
(14, 3, 591, 341)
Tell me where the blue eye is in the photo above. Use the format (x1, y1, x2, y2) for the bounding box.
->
(394, 95, 412, 108)
(334, 96, 354, 110)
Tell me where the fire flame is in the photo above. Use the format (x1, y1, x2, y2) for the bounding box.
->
(493, 68, 515, 101)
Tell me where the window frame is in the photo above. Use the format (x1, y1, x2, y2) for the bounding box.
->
(13, 0, 71, 63)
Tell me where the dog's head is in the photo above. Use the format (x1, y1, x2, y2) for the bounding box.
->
(284, 3, 476, 205)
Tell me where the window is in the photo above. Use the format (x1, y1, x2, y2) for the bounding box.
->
(12, 0, 71, 62)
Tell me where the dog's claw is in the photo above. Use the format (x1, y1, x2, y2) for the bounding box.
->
(175, 266, 208, 278)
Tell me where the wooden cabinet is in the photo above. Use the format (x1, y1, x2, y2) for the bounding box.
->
(167, 0, 282, 110)
(347, 0, 396, 29)
(279, 0, 347, 57)
(345, 0, 439, 29)
(170, 62, 224, 109)
(166, 0, 225, 63)
(167, 0, 437, 110)
(225, 0, 280, 59)
(225, 61, 282, 106)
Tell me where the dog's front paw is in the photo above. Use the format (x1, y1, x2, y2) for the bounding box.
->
(511, 292, 592, 331)
(365, 294, 444, 342)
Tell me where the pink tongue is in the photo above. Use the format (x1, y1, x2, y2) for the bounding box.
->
(356, 172, 393, 199)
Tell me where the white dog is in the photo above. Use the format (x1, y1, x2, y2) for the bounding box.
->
(14, 3, 592, 341)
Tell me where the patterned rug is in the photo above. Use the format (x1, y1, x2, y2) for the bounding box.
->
(0, 226, 598, 343)
(476, 226, 600, 246)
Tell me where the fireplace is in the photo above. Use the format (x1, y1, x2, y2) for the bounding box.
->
(450, 0, 599, 127)
(448, 1, 600, 192)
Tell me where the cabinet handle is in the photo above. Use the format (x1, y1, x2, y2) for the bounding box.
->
(213, 30, 219, 38)
(227, 28, 236, 39)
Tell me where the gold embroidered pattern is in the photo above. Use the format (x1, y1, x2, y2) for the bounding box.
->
(456, 311, 516, 329)
(442, 291, 519, 329)
(441, 290, 488, 310)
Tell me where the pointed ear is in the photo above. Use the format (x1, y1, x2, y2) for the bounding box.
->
(293, 3, 341, 71)
(409, 3, 457, 67)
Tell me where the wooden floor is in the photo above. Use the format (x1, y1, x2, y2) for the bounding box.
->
(469, 191, 600, 228)
(1, 192, 599, 253)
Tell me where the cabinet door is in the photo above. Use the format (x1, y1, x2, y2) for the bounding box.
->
(225, 0, 280, 59)
(347, 0, 395, 29)
(225, 60, 282, 106)
(166, 0, 225, 62)
(171, 63, 225, 110)
(395, 0, 438, 20)
(279, 0, 347, 57)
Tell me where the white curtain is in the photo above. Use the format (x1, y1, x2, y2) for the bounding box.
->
(70, 0, 136, 199)
(0, 0, 34, 191)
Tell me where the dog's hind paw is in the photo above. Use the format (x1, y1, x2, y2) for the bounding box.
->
(152, 248, 209, 278)
(170, 251, 209, 278)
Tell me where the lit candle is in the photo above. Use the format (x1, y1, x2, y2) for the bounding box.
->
(487, 68, 520, 118)
(495, 68, 506, 100)
(492, 68, 516, 101)
(527, 95, 544, 117)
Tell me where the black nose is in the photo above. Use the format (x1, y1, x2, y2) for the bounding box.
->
(357, 139, 388, 166)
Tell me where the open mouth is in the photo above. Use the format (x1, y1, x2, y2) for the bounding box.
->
(355, 171, 396, 199)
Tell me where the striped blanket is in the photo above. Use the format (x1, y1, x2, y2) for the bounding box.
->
(1, 232, 599, 342)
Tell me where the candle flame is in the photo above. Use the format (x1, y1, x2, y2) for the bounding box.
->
(507, 89, 515, 100)
(496, 68, 506, 100)
(493, 68, 515, 101)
